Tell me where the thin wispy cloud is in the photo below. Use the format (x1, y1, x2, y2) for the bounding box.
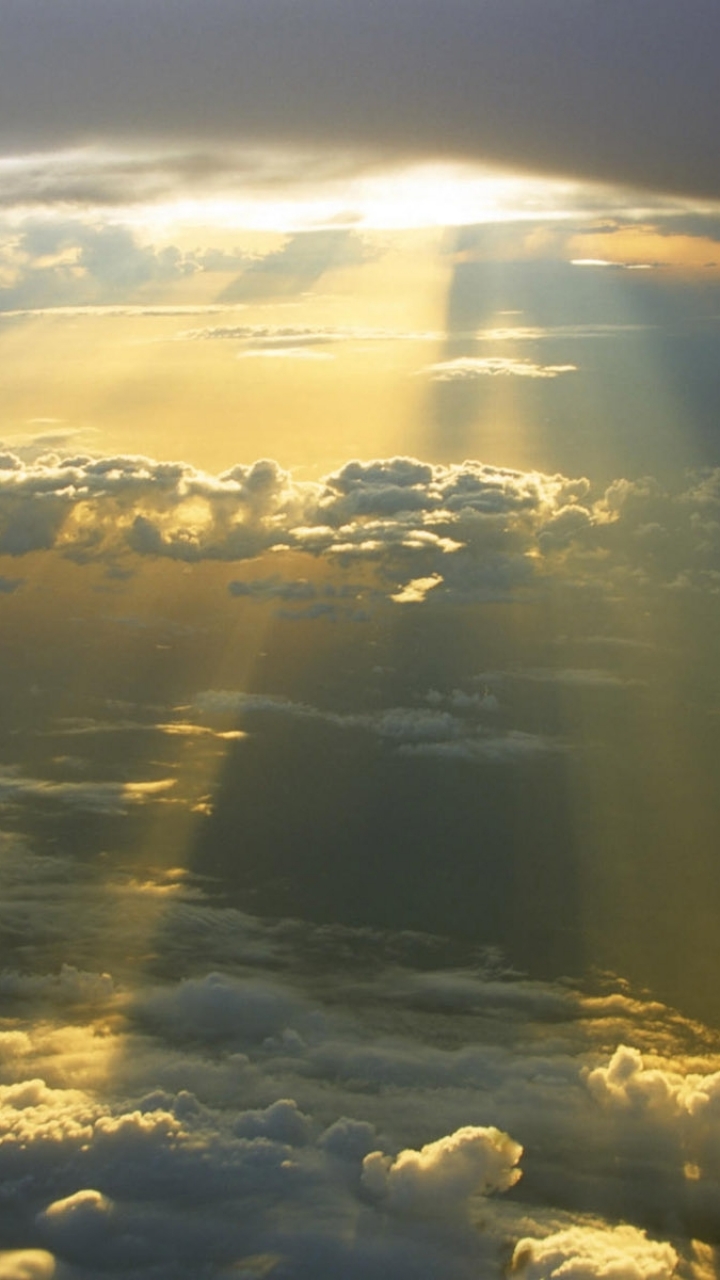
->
(423, 357, 578, 381)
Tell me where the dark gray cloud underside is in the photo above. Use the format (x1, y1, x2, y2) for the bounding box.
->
(1, 0, 719, 197)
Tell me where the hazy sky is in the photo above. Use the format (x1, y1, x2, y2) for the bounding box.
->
(2, 7, 720, 1280)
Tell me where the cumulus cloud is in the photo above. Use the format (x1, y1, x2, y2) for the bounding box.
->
(0, 942, 710, 1280)
(586, 1046, 720, 1121)
(234, 1098, 311, 1146)
(133, 972, 318, 1046)
(361, 1125, 523, 1214)
(511, 1225, 678, 1280)
(0, 448, 588, 609)
(0, 965, 114, 1006)
(2, 446, 715, 605)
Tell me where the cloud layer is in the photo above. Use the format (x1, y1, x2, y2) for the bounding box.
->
(0, 948, 714, 1280)
(1, 449, 719, 607)
(1, 1, 720, 197)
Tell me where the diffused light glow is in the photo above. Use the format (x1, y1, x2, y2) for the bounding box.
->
(120, 163, 633, 233)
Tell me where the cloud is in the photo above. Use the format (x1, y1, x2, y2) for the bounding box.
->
(133, 972, 318, 1046)
(0, 767, 175, 815)
(0, 938, 709, 1280)
(228, 575, 317, 602)
(475, 669, 636, 690)
(0, 219, 199, 311)
(586, 1045, 720, 1122)
(219, 230, 369, 302)
(423, 358, 577, 381)
(0, 965, 114, 1006)
(361, 1125, 523, 1215)
(397, 732, 564, 763)
(0, 1, 719, 198)
(178, 324, 438, 346)
(47, 715, 245, 742)
(390, 574, 443, 604)
(0, 144, 369, 213)
(0, 447, 719, 614)
(239, 347, 335, 361)
(234, 1098, 312, 1146)
(511, 1225, 678, 1280)
(193, 689, 565, 762)
(0, 1253, 55, 1280)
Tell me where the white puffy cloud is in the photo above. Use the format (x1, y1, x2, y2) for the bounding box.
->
(361, 1125, 522, 1214)
(586, 1046, 720, 1121)
(511, 1224, 678, 1280)
(0, 1078, 101, 1151)
(318, 1117, 381, 1163)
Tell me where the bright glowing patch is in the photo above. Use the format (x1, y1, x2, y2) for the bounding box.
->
(390, 574, 443, 604)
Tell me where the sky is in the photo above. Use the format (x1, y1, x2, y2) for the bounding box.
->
(2, 4, 720, 1280)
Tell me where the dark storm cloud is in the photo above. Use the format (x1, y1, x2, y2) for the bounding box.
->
(1, 1, 720, 198)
